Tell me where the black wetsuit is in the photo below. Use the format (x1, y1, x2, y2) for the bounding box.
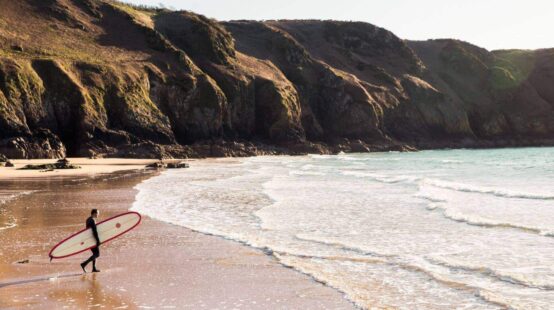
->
(81, 216, 100, 271)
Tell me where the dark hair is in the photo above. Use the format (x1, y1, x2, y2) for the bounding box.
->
(91, 209, 98, 215)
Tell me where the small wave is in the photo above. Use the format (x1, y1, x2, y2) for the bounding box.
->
(422, 178, 554, 200)
(442, 208, 550, 235)
(0, 191, 35, 233)
(0, 190, 36, 205)
(289, 170, 326, 176)
(426, 257, 554, 291)
(292, 235, 510, 309)
(341, 171, 419, 184)
(0, 222, 17, 231)
(308, 154, 335, 159)
(415, 191, 447, 203)
(336, 155, 364, 161)
(294, 234, 395, 259)
(337, 155, 403, 162)
(300, 164, 316, 170)
(425, 202, 554, 237)
(440, 159, 464, 163)
(274, 251, 386, 265)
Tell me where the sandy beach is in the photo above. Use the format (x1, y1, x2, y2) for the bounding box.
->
(0, 159, 355, 309)
(0, 158, 163, 180)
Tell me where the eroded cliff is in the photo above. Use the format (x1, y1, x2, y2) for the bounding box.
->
(1, 0, 553, 158)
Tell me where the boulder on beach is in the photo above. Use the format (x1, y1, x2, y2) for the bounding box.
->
(146, 162, 166, 169)
(167, 162, 190, 169)
(20, 158, 81, 170)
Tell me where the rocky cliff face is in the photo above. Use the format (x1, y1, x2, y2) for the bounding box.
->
(1, 0, 553, 159)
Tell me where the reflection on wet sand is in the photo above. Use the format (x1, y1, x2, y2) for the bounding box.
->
(0, 169, 354, 309)
(0, 171, 152, 309)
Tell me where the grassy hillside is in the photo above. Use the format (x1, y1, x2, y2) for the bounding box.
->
(1, 0, 553, 159)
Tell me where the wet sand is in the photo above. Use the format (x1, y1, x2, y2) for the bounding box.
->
(0, 166, 355, 309)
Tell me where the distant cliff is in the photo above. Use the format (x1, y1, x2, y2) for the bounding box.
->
(1, 0, 553, 159)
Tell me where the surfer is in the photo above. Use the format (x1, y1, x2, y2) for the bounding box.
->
(80, 209, 100, 273)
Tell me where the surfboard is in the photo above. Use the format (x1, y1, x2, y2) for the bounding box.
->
(49, 211, 141, 259)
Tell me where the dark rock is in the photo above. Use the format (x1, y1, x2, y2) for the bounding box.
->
(11, 45, 24, 52)
(349, 140, 371, 153)
(107, 142, 169, 159)
(5, 161, 15, 167)
(286, 141, 332, 155)
(146, 162, 165, 169)
(0, 130, 66, 159)
(19, 157, 80, 170)
(166, 161, 190, 169)
(54, 158, 79, 169)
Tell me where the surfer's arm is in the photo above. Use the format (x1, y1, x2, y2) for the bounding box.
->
(91, 222, 100, 246)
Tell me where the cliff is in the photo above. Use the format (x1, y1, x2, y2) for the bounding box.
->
(1, 0, 553, 159)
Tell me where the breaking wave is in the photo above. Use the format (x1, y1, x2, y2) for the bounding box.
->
(421, 178, 554, 200)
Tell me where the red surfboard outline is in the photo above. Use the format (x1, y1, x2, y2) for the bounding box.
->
(48, 211, 142, 259)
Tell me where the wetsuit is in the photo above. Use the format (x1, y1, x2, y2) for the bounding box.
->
(81, 216, 100, 271)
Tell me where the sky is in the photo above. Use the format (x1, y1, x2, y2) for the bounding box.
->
(121, 0, 554, 51)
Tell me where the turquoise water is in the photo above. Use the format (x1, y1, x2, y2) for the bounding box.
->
(133, 148, 554, 309)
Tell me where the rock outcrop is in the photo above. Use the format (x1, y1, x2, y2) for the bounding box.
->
(0, 0, 553, 159)
(20, 158, 81, 170)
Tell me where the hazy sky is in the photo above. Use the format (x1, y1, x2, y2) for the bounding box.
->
(122, 0, 553, 51)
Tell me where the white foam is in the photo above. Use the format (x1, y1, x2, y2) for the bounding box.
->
(132, 148, 554, 309)
(0, 190, 35, 231)
(416, 182, 554, 234)
(422, 178, 554, 200)
(0, 190, 35, 205)
(341, 170, 420, 183)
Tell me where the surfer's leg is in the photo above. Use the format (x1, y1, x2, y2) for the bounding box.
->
(91, 247, 100, 272)
(81, 252, 94, 272)
(81, 247, 100, 272)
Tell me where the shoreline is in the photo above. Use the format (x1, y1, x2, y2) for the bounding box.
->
(0, 160, 355, 309)
(0, 158, 164, 180)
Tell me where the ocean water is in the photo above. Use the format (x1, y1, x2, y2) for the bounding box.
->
(132, 148, 554, 309)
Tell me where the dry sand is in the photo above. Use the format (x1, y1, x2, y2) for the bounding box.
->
(0, 161, 355, 309)
(0, 158, 163, 179)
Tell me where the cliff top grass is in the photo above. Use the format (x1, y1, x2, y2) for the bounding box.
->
(106, 0, 159, 28)
(491, 50, 536, 89)
(105, 0, 168, 14)
(0, 0, 162, 65)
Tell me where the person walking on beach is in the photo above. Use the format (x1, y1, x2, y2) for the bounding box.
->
(80, 209, 101, 273)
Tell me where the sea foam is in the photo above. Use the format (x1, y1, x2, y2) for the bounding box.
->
(132, 148, 554, 309)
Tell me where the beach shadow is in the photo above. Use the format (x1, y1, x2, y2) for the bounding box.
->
(0, 272, 84, 288)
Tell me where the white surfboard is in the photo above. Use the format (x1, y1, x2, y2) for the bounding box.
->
(49, 212, 141, 259)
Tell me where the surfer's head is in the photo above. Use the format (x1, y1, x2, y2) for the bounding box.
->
(91, 209, 99, 219)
